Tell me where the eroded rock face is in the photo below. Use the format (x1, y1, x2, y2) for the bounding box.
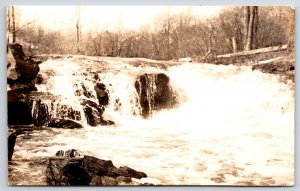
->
(46, 155, 147, 186)
(7, 43, 41, 90)
(135, 73, 177, 118)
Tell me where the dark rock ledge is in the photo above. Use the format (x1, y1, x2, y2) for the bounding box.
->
(46, 154, 148, 186)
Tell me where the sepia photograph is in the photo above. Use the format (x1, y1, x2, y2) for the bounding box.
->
(7, 5, 294, 186)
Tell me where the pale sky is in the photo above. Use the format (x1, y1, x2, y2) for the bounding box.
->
(17, 6, 223, 33)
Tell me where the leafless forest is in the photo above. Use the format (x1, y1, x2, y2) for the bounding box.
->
(7, 6, 294, 60)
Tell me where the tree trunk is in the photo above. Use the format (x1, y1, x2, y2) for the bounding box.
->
(12, 6, 16, 43)
(243, 6, 250, 50)
(244, 6, 258, 51)
(288, 7, 295, 53)
(7, 6, 11, 44)
(232, 37, 237, 53)
(75, 7, 81, 54)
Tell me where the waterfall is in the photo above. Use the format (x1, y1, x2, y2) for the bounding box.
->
(30, 57, 178, 126)
(9, 56, 294, 186)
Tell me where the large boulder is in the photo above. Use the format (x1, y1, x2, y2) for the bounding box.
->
(8, 90, 85, 127)
(7, 95, 33, 125)
(7, 43, 41, 90)
(7, 48, 18, 80)
(135, 73, 177, 118)
(46, 155, 147, 186)
(46, 158, 90, 186)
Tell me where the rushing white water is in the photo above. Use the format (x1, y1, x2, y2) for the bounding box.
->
(9, 57, 294, 186)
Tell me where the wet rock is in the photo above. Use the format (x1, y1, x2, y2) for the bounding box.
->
(116, 166, 147, 179)
(46, 155, 148, 186)
(135, 73, 177, 118)
(81, 99, 114, 126)
(116, 176, 132, 184)
(9, 82, 37, 91)
(74, 82, 94, 99)
(7, 48, 18, 80)
(35, 74, 43, 84)
(100, 120, 115, 126)
(7, 43, 40, 82)
(7, 43, 41, 94)
(100, 176, 117, 186)
(8, 99, 33, 125)
(82, 100, 103, 127)
(94, 83, 109, 106)
(89, 175, 103, 185)
(8, 129, 17, 161)
(82, 155, 114, 176)
(32, 100, 49, 126)
(55, 149, 82, 158)
(47, 118, 83, 129)
(46, 158, 91, 186)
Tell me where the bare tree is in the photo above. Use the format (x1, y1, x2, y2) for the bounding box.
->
(7, 6, 11, 43)
(244, 6, 258, 51)
(75, 7, 81, 54)
(12, 6, 16, 43)
(288, 7, 295, 52)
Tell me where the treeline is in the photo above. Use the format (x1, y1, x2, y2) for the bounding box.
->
(12, 6, 293, 60)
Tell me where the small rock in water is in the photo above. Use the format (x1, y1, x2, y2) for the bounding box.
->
(55, 149, 82, 158)
(55, 150, 64, 157)
(116, 176, 132, 184)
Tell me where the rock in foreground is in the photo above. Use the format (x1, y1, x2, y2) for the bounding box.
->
(8, 129, 17, 161)
(46, 155, 147, 186)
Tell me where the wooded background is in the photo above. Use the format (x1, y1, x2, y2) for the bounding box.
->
(7, 6, 294, 61)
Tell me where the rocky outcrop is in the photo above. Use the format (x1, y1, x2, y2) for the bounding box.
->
(7, 43, 41, 91)
(46, 155, 147, 186)
(7, 89, 113, 127)
(135, 73, 177, 118)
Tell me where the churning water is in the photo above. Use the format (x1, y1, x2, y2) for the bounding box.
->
(9, 56, 294, 186)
